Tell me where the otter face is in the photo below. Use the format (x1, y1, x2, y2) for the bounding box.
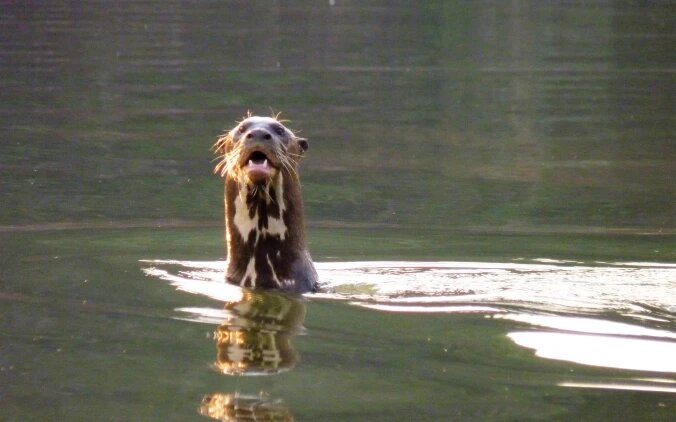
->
(214, 116, 309, 185)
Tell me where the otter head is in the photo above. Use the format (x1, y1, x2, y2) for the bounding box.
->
(214, 115, 309, 186)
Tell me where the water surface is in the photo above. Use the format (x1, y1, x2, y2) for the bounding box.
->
(1, 1, 674, 421)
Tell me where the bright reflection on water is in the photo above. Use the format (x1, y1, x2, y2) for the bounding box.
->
(507, 331, 675, 373)
(143, 259, 676, 389)
(560, 380, 676, 394)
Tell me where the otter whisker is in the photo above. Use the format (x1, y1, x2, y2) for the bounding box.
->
(214, 161, 225, 175)
(280, 158, 299, 181)
(215, 143, 248, 176)
(212, 134, 232, 152)
(214, 150, 242, 176)
(211, 154, 228, 163)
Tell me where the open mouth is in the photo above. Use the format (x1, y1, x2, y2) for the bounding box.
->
(246, 151, 270, 167)
(243, 150, 276, 182)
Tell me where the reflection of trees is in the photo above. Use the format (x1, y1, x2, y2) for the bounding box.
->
(4, 2, 671, 229)
(300, 1, 674, 229)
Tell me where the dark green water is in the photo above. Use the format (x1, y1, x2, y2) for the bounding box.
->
(1, 1, 674, 421)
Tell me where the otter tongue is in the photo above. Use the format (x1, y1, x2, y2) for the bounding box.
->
(246, 158, 273, 182)
(247, 158, 269, 169)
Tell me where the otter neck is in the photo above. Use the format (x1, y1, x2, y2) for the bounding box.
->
(224, 171, 307, 289)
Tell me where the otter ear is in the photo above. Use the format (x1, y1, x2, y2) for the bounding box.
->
(297, 138, 309, 153)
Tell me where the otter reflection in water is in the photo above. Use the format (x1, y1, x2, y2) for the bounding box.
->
(200, 289, 304, 421)
(213, 289, 306, 375)
(200, 392, 293, 422)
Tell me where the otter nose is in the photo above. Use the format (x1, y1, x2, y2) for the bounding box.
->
(245, 129, 272, 141)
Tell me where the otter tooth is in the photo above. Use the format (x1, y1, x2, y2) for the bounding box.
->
(263, 159, 268, 166)
(248, 159, 253, 166)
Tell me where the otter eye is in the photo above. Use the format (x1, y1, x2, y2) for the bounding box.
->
(272, 125, 285, 136)
(238, 124, 247, 134)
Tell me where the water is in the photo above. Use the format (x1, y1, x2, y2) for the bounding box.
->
(1, 1, 675, 420)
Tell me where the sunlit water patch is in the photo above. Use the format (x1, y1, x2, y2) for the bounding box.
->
(142, 259, 676, 391)
(142, 259, 675, 313)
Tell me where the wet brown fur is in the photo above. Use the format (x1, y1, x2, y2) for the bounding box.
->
(213, 115, 317, 292)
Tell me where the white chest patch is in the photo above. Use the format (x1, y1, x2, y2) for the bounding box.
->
(241, 257, 257, 287)
(233, 190, 257, 241)
(232, 176, 288, 243)
(264, 173, 287, 240)
(266, 255, 280, 285)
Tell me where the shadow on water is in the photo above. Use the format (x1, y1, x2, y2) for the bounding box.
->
(174, 286, 304, 420)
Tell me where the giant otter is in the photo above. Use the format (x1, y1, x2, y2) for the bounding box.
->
(213, 114, 318, 293)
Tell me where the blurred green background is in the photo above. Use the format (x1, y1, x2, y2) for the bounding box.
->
(2, 1, 673, 233)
